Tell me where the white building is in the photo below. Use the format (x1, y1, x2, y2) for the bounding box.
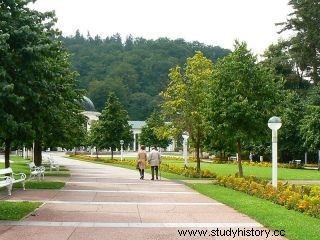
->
(128, 121, 146, 151)
(81, 96, 101, 131)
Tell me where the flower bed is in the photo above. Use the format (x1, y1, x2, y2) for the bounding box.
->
(217, 175, 320, 218)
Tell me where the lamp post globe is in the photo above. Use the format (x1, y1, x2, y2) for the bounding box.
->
(268, 116, 282, 188)
(268, 116, 282, 130)
(182, 131, 189, 140)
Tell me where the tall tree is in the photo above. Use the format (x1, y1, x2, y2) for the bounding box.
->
(278, 0, 320, 84)
(278, 91, 306, 162)
(208, 41, 284, 177)
(300, 85, 320, 153)
(262, 42, 310, 92)
(30, 42, 84, 166)
(139, 111, 171, 149)
(0, 0, 84, 166)
(161, 51, 213, 173)
(93, 93, 132, 159)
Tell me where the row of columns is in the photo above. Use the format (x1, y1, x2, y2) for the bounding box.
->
(132, 132, 176, 152)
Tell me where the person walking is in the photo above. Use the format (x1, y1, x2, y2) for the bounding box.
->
(148, 147, 161, 180)
(137, 145, 147, 180)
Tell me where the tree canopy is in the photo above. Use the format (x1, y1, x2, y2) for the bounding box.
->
(161, 51, 213, 173)
(88, 93, 132, 159)
(0, 0, 84, 166)
(278, 0, 320, 84)
(207, 41, 284, 176)
(139, 111, 171, 149)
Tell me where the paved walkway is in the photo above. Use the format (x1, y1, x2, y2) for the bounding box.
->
(0, 154, 286, 240)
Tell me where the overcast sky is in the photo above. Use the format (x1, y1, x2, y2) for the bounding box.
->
(31, 0, 293, 55)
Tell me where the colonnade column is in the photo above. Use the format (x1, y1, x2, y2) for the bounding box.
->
(133, 133, 136, 152)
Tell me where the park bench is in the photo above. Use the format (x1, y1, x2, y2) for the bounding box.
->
(48, 157, 59, 172)
(0, 169, 12, 195)
(228, 156, 237, 161)
(0, 168, 26, 194)
(28, 162, 45, 180)
(289, 159, 302, 166)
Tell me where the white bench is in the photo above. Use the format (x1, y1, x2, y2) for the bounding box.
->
(228, 156, 237, 161)
(0, 170, 12, 195)
(49, 158, 59, 171)
(289, 160, 302, 166)
(28, 162, 45, 180)
(0, 168, 26, 193)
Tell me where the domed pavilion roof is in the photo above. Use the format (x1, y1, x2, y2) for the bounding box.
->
(82, 96, 96, 112)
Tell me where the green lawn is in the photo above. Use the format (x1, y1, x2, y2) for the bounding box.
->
(78, 156, 320, 180)
(162, 160, 320, 180)
(0, 201, 42, 220)
(13, 181, 65, 189)
(189, 183, 320, 240)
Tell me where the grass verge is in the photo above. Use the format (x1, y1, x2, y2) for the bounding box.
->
(189, 183, 320, 240)
(0, 155, 70, 178)
(13, 181, 65, 189)
(166, 161, 320, 180)
(0, 201, 42, 220)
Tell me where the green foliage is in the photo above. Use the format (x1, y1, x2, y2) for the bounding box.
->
(278, 0, 320, 84)
(139, 111, 171, 148)
(300, 85, 320, 151)
(0, 0, 84, 166)
(61, 34, 230, 120)
(161, 51, 214, 172)
(89, 93, 132, 158)
(278, 91, 306, 161)
(262, 42, 310, 93)
(207, 41, 284, 176)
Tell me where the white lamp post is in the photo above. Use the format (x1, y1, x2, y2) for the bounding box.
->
(268, 116, 282, 188)
(120, 140, 124, 161)
(182, 131, 189, 167)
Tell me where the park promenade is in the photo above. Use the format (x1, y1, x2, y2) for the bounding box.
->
(0, 154, 286, 240)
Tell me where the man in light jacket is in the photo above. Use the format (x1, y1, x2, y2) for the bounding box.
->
(148, 147, 161, 180)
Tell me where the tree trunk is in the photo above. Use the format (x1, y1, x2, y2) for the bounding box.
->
(4, 140, 11, 168)
(34, 139, 42, 166)
(237, 140, 243, 177)
(219, 150, 222, 161)
(312, 63, 319, 85)
(311, 46, 319, 85)
(195, 138, 201, 175)
(111, 149, 114, 160)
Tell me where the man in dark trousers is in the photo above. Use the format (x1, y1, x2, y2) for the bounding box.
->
(148, 147, 161, 180)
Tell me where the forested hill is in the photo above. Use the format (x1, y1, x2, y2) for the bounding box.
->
(61, 32, 231, 120)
